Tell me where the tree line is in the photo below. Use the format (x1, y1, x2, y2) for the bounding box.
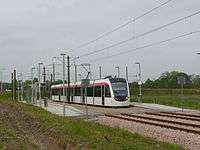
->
(130, 71, 200, 89)
(2, 70, 200, 92)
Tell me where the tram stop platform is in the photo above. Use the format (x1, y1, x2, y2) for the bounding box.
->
(131, 102, 199, 113)
(34, 100, 85, 117)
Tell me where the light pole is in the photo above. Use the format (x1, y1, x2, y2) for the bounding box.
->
(115, 66, 120, 78)
(61, 53, 66, 116)
(38, 63, 43, 107)
(135, 62, 142, 102)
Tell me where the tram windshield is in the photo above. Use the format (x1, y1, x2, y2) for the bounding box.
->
(111, 82, 128, 97)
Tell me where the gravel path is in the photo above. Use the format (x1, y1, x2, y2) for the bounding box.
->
(97, 116, 200, 150)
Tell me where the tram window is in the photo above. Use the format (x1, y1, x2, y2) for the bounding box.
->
(53, 88, 62, 96)
(105, 86, 111, 97)
(95, 86, 101, 97)
(75, 87, 81, 96)
(52, 89, 60, 95)
(87, 87, 93, 97)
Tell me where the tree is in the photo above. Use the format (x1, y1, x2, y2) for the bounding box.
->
(137, 71, 193, 89)
(144, 78, 154, 88)
(190, 75, 200, 88)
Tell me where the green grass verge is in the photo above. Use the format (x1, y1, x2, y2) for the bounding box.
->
(0, 92, 12, 100)
(0, 123, 27, 149)
(131, 95, 200, 110)
(0, 97, 183, 149)
(130, 88, 200, 96)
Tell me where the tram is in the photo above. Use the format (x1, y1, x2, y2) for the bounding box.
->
(51, 77, 130, 107)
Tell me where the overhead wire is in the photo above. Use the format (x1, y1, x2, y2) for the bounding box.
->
(77, 10, 200, 59)
(71, 0, 174, 51)
(88, 30, 200, 62)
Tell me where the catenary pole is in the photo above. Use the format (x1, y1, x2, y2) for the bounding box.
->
(75, 64, 77, 82)
(115, 66, 120, 78)
(17, 74, 20, 101)
(52, 62, 56, 82)
(20, 73, 23, 101)
(99, 66, 102, 79)
(38, 63, 43, 107)
(13, 70, 17, 100)
(61, 53, 66, 116)
(31, 67, 36, 104)
(43, 66, 46, 98)
(67, 56, 70, 103)
(11, 73, 13, 100)
(126, 66, 129, 82)
(136, 62, 142, 102)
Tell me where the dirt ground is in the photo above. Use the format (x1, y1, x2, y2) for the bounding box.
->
(0, 101, 70, 150)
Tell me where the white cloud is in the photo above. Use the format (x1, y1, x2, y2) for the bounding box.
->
(0, 0, 200, 82)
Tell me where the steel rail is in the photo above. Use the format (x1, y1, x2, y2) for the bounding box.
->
(105, 114, 200, 135)
(146, 112, 200, 122)
(161, 112, 200, 118)
(121, 113, 200, 128)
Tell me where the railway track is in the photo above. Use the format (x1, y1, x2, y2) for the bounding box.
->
(161, 112, 200, 118)
(105, 114, 200, 135)
(146, 112, 200, 122)
(121, 113, 200, 128)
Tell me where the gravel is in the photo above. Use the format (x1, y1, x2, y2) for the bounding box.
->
(97, 116, 200, 150)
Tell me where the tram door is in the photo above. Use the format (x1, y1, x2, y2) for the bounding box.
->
(102, 85, 105, 106)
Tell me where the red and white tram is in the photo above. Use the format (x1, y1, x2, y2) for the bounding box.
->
(51, 77, 130, 107)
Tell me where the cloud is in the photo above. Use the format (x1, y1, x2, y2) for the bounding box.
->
(0, 0, 200, 82)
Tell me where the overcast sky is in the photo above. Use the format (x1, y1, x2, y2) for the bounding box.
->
(0, 0, 200, 82)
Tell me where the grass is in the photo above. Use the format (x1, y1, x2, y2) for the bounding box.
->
(0, 92, 12, 99)
(131, 95, 200, 110)
(0, 123, 28, 149)
(130, 88, 200, 110)
(0, 93, 183, 150)
(130, 88, 200, 96)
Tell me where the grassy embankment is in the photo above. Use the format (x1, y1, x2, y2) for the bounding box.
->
(130, 88, 200, 110)
(0, 92, 183, 150)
